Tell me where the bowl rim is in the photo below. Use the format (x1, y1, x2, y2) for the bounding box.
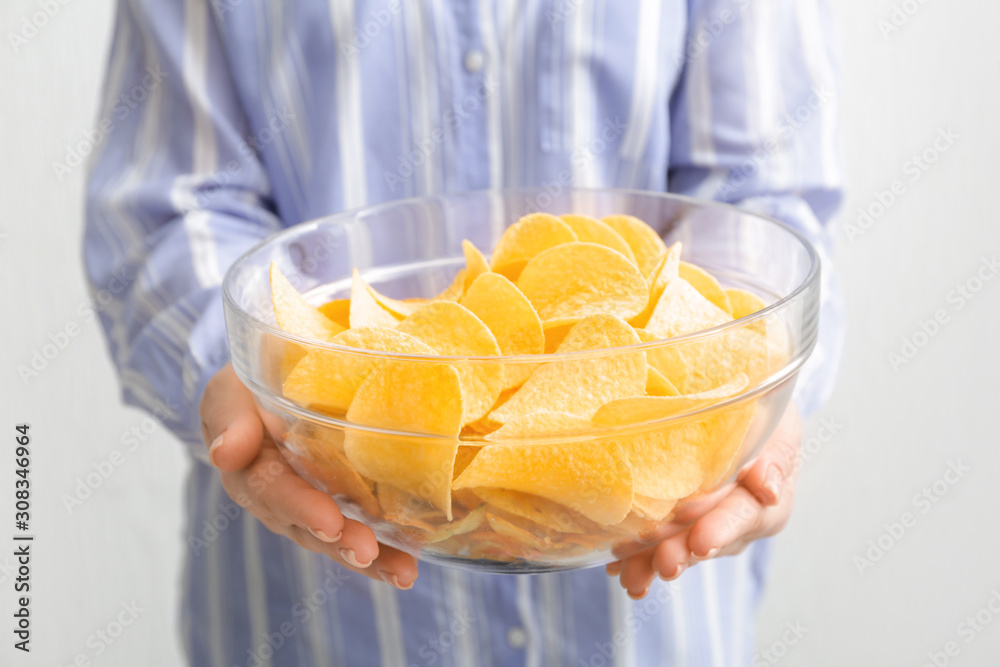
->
(222, 186, 820, 365)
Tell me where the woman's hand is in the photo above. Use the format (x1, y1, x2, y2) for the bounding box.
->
(607, 404, 802, 599)
(200, 363, 417, 590)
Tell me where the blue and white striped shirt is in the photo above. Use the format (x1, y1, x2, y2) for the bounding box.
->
(85, 1, 843, 665)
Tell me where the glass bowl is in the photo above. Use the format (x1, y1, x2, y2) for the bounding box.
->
(223, 188, 819, 573)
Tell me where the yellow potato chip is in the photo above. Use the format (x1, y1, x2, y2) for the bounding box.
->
(632, 495, 678, 521)
(282, 327, 437, 415)
(459, 272, 544, 388)
(726, 288, 766, 319)
(285, 431, 381, 518)
(435, 268, 468, 302)
(490, 213, 578, 280)
(427, 505, 487, 543)
(630, 242, 682, 328)
(726, 288, 768, 335)
(699, 403, 756, 491)
(473, 488, 590, 534)
(600, 214, 667, 277)
(592, 373, 749, 425)
(397, 301, 504, 424)
(645, 276, 730, 339)
(318, 298, 352, 330)
(484, 511, 549, 551)
(350, 269, 402, 328)
(487, 315, 646, 424)
(634, 328, 690, 389)
(517, 243, 649, 323)
(270, 263, 345, 340)
(613, 426, 708, 500)
(376, 483, 438, 531)
(345, 360, 464, 517)
(543, 321, 575, 353)
(680, 261, 732, 315)
(646, 366, 679, 396)
(674, 321, 788, 393)
(485, 411, 591, 439)
(453, 441, 634, 525)
(462, 240, 491, 291)
(558, 214, 637, 264)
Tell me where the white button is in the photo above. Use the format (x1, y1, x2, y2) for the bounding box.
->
(464, 50, 485, 73)
(506, 626, 527, 649)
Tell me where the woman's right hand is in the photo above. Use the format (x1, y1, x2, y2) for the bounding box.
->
(199, 363, 417, 590)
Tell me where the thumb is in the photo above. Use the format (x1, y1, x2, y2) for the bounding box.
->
(200, 363, 264, 471)
(739, 403, 801, 506)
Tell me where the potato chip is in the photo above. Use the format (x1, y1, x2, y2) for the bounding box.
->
(632, 495, 677, 521)
(601, 214, 667, 277)
(726, 288, 766, 319)
(345, 360, 464, 517)
(558, 214, 637, 264)
(282, 327, 437, 415)
(462, 240, 491, 290)
(487, 315, 646, 424)
(634, 328, 690, 389)
(350, 269, 402, 328)
(427, 505, 487, 543)
(630, 242, 682, 328)
(680, 261, 732, 315)
(318, 298, 352, 330)
(592, 373, 748, 425)
(286, 431, 381, 518)
(436, 268, 468, 302)
(646, 366, 679, 396)
(485, 411, 591, 439)
(473, 488, 590, 534)
(726, 288, 768, 335)
(490, 213, 578, 280)
(484, 511, 549, 550)
(460, 272, 544, 389)
(612, 426, 707, 501)
(675, 326, 785, 393)
(543, 321, 575, 353)
(270, 263, 345, 340)
(517, 243, 649, 323)
(397, 301, 504, 424)
(376, 483, 438, 531)
(453, 441, 634, 525)
(699, 403, 756, 491)
(645, 276, 730, 339)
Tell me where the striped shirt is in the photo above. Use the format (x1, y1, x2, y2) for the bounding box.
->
(84, 1, 844, 665)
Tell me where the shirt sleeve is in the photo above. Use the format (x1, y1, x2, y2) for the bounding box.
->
(667, 0, 846, 416)
(84, 0, 283, 460)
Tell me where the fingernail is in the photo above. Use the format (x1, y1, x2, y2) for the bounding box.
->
(661, 563, 686, 581)
(339, 548, 371, 568)
(208, 434, 225, 467)
(605, 562, 623, 576)
(764, 465, 782, 504)
(379, 570, 413, 591)
(699, 547, 720, 560)
(309, 527, 342, 543)
(627, 586, 649, 601)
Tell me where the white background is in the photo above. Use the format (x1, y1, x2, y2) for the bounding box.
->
(1, 1, 998, 665)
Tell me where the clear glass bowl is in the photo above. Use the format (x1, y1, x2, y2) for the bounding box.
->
(223, 188, 819, 573)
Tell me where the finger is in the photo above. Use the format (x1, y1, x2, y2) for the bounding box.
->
(686, 485, 766, 559)
(618, 549, 655, 599)
(605, 560, 623, 577)
(651, 532, 691, 580)
(285, 526, 418, 590)
(238, 457, 348, 541)
(201, 364, 264, 471)
(739, 404, 802, 506)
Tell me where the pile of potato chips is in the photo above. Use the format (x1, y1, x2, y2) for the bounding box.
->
(268, 213, 787, 563)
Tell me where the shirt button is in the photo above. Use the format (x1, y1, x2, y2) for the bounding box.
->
(464, 50, 485, 73)
(506, 626, 527, 649)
